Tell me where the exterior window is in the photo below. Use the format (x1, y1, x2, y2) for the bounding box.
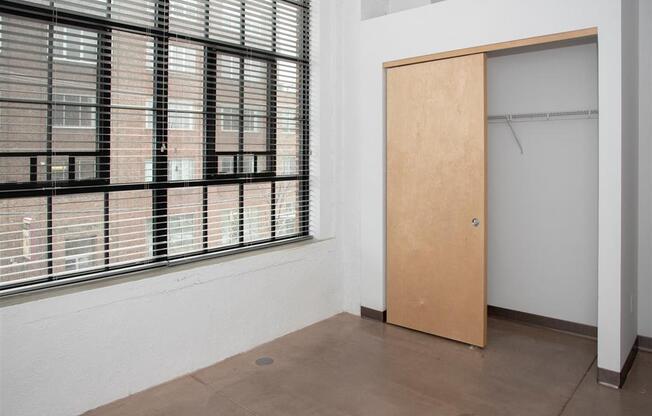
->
(278, 155, 297, 175)
(146, 100, 195, 130)
(54, 27, 96, 64)
(220, 108, 261, 133)
(168, 214, 196, 255)
(169, 101, 195, 130)
(145, 159, 195, 181)
(147, 42, 197, 73)
(145, 160, 152, 182)
(218, 156, 234, 174)
(244, 59, 264, 82)
(244, 110, 261, 133)
(219, 55, 239, 80)
(277, 212, 297, 235)
(53, 94, 96, 128)
(64, 236, 97, 271)
(169, 44, 197, 73)
(279, 109, 296, 133)
(244, 207, 262, 242)
(51, 163, 69, 181)
(76, 159, 96, 181)
(221, 209, 239, 245)
(169, 159, 194, 181)
(220, 107, 239, 132)
(241, 154, 255, 174)
(21, 217, 31, 260)
(216, 57, 267, 82)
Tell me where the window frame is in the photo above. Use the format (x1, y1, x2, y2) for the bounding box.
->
(0, 0, 311, 296)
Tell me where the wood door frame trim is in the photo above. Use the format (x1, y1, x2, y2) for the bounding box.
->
(383, 27, 597, 69)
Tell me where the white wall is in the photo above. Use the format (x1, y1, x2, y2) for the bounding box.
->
(0, 1, 344, 415)
(620, 0, 639, 366)
(388, 0, 432, 14)
(361, 0, 388, 20)
(487, 43, 599, 327)
(638, 0, 652, 339)
(339, 0, 627, 373)
(361, 0, 443, 20)
(336, 0, 364, 315)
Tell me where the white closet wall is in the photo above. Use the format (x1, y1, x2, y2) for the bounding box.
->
(638, 0, 652, 339)
(487, 42, 599, 326)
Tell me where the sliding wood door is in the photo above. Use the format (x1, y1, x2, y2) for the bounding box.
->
(386, 53, 487, 347)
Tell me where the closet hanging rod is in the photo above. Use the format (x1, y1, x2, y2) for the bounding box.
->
(488, 109, 599, 123)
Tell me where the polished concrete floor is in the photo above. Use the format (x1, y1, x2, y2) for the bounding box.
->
(87, 313, 652, 416)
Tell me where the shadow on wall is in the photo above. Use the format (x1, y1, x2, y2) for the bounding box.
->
(361, 0, 446, 20)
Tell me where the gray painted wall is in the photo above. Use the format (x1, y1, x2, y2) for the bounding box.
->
(487, 43, 599, 326)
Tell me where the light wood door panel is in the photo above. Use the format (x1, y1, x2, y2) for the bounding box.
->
(386, 53, 487, 347)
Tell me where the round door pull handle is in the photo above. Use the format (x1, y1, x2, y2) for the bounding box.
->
(472, 218, 480, 227)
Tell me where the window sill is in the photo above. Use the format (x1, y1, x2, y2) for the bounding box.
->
(0, 235, 314, 301)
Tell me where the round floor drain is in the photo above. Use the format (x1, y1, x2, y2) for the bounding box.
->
(255, 357, 274, 366)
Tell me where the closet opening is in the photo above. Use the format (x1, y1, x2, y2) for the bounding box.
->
(486, 37, 599, 337)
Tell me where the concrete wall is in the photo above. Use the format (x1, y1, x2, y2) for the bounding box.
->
(339, 0, 628, 373)
(638, 0, 652, 339)
(0, 1, 344, 416)
(487, 43, 599, 327)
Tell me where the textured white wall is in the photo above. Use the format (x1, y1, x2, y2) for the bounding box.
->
(638, 0, 652, 339)
(339, 0, 627, 372)
(487, 42, 599, 327)
(0, 1, 344, 415)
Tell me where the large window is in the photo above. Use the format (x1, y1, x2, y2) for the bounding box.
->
(0, 0, 310, 295)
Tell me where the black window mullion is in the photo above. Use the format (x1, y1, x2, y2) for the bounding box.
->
(97, 30, 112, 266)
(153, 0, 170, 259)
(271, 0, 278, 54)
(205, 51, 217, 178)
(203, 2, 215, 251)
(269, 1, 278, 239)
(240, 0, 246, 47)
(268, 62, 278, 239)
(68, 156, 76, 181)
(30, 157, 38, 182)
(104, 193, 110, 266)
(298, 4, 310, 236)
